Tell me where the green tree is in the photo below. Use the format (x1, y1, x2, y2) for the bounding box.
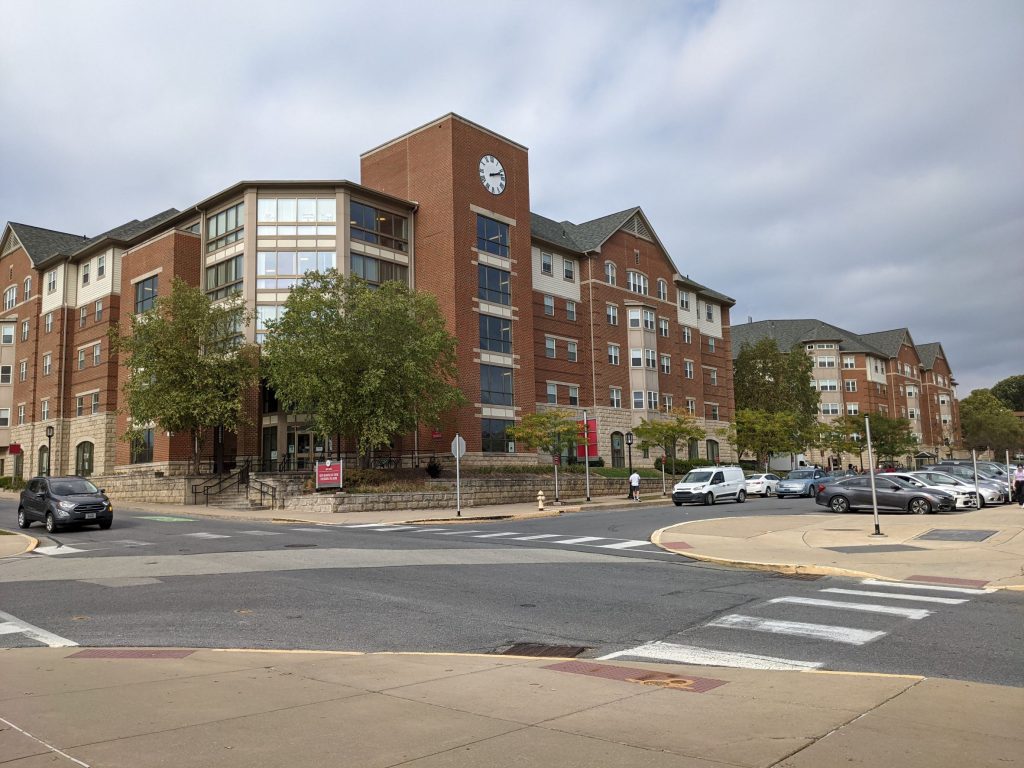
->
(110, 278, 260, 473)
(960, 389, 1024, 454)
(262, 272, 464, 464)
(633, 408, 707, 483)
(864, 413, 917, 463)
(507, 409, 581, 500)
(991, 375, 1024, 411)
(817, 414, 866, 469)
(730, 409, 802, 470)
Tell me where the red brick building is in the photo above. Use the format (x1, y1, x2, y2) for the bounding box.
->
(0, 113, 735, 477)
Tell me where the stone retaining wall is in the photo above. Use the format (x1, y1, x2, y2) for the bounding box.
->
(91, 473, 193, 504)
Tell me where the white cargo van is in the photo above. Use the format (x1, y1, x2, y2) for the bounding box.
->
(671, 466, 746, 506)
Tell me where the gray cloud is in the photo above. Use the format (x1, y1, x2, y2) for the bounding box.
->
(1, 0, 1020, 393)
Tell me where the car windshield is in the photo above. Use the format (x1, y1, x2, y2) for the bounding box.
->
(682, 471, 713, 483)
(788, 470, 815, 479)
(889, 477, 918, 489)
(49, 479, 99, 495)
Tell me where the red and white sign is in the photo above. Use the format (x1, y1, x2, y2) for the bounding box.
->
(431, 428, 442, 439)
(315, 460, 343, 489)
(8, 443, 21, 455)
(576, 419, 598, 459)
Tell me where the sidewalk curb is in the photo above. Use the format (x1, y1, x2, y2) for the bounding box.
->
(0, 531, 39, 557)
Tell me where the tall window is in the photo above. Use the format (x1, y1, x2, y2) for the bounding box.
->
(478, 265, 510, 305)
(206, 201, 245, 253)
(605, 262, 616, 285)
(660, 354, 671, 374)
(540, 252, 552, 275)
(206, 255, 244, 300)
(545, 337, 556, 358)
(476, 215, 509, 258)
(709, 369, 718, 385)
(95, 300, 103, 321)
(628, 308, 641, 328)
(481, 418, 513, 453)
(97, 254, 105, 278)
(627, 271, 648, 295)
(42, 353, 51, 375)
(78, 349, 85, 370)
(546, 383, 557, 404)
(0, 365, 10, 384)
(566, 301, 576, 321)
(135, 275, 158, 314)
(543, 295, 554, 316)
(630, 348, 642, 367)
(45, 312, 53, 333)
(350, 254, 407, 288)
(686, 398, 696, 415)
(647, 391, 658, 410)
(645, 349, 656, 369)
(92, 392, 100, 414)
(563, 258, 575, 281)
(706, 439, 720, 462)
(705, 302, 714, 321)
(657, 279, 667, 301)
(658, 318, 669, 337)
(479, 315, 511, 354)
(643, 309, 655, 330)
(685, 361, 694, 379)
(350, 201, 408, 252)
(41, 399, 50, 420)
(22, 276, 31, 300)
(75, 442, 94, 476)
(606, 305, 618, 325)
(480, 365, 513, 406)
(47, 270, 56, 294)
(610, 387, 622, 409)
(20, 320, 28, 341)
(19, 361, 26, 381)
(632, 390, 644, 409)
(3, 286, 15, 311)
(568, 386, 579, 406)
(679, 291, 690, 310)
(81, 261, 90, 286)
(80, 307, 88, 327)
(708, 337, 716, 352)
(684, 327, 692, 344)
(131, 428, 154, 463)
(93, 343, 101, 366)
(17, 404, 25, 424)
(607, 344, 620, 365)
(567, 341, 578, 362)
(0, 408, 7, 427)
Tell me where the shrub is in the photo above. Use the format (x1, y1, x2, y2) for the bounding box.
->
(425, 457, 442, 478)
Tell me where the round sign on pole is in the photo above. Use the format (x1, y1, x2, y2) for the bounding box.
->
(451, 435, 466, 459)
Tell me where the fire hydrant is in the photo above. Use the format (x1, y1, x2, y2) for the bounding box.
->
(537, 490, 545, 511)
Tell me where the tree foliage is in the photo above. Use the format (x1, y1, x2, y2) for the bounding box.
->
(109, 278, 260, 472)
(864, 413, 918, 462)
(960, 388, 1024, 454)
(633, 409, 707, 475)
(816, 414, 866, 465)
(734, 338, 819, 421)
(261, 272, 464, 461)
(991, 375, 1024, 411)
(730, 409, 802, 470)
(506, 409, 581, 455)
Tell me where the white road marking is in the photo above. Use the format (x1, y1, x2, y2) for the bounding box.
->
(402, 528, 449, 533)
(33, 545, 88, 555)
(0, 716, 90, 767)
(366, 526, 421, 532)
(860, 578, 995, 595)
(0, 609, 78, 647)
(708, 614, 886, 645)
(767, 596, 931, 619)
(472, 532, 521, 538)
(290, 527, 327, 532)
(821, 588, 968, 605)
(239, 530, 284, 536)
(182, 532, 230, 539)
(598, 641, 823, 670)
(552, 536, 604, 545)
(598, 540, 653, 550)
(432, 530, 484, 535)
(106, 540, 154, 547)
(344, 523, 394, 528)
(512, 534, 561, 540)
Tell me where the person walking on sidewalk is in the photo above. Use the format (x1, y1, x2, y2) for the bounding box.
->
(629, 470, 641, 502)
(1014, 464, 1024, 507)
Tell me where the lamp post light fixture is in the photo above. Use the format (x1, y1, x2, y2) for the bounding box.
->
(625, 430, 634, 477)
(45, 425, 54, 477)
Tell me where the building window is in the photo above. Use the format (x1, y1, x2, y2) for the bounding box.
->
(645, 349, 656, 369)
(610, 387, 622, 408)
(643, 309, 655, 330)
(632, 390, 644, 409)
(545, 337, 556, 358)
(705, 302, 714, 322)
(81, 261, 90, 286)
(131, 428, 154, 463)
(658, 318, 669, 337)
(22, 276, 31, 300)
(259, 197, 336, 225)
(630, 348, 642, 368)
(20, 320, 28, 341)
(708, 337, 716, 352)
(95, 300, 103, 322)
(480, 365, 513, 406)
(567, 341, 578, 362)
(627, 271, 648, 295)
(706, 439, 720, 462)
(97, 254, 105, 278)
(75, 442, 94, 476)
(543, 295, 555, 316)
(568, 386, 579, 406)
(656, 279, 667, 301)
(206, 254, 245, 300)
(349, 253, 407, 289)
(0, 365, 10, 384)
(709, 369, 718, 385)
(206, 200, 245, 253)
(93, 343, 101, 366)
(843, 356, 855, 369)
(479, 315, 511, 354)
(80, 306, 88, 327)
(820, 379, 838, 391)
(3, 286, 15, 311)
(608, 344, 620, 365)
(481, 418, 513, 453)
(547, 383, 557, 404)
(42, 353, 51, 375)
(682, 326, 692, 344)
(685, 361, 694, 379)
(256, 251, 337, 290)
(41, 399, 50, 420)
(848, 403, 861, 416)
(686, 398, 696, 415)
(78, 349, 85, 370)
(817, 356, 836, 368)
(660, 354, 671, 374)
(821, 403, 840, 415)
(18, 361, 26, 381)
(348, 201, 408, 252)
(476, 215, 510, 258)
(605, 262, 616, 285)
(540, 251, 552, 275)
(908, 407, 918, 419)
(92, 393, 100, 414)
(679, 291, 690, 310)
(45, 312, 53, 333)
(135, 275, 159, 314)
(647, 391, 658, 410)
(563, 258, 575, 281)
(627, 308, 640, 328)
(566, 301, 576, 321)
(47, 270, 56, 294)
(606, 304, 618, 325)
(705, 403, 719, 420)
(17, 404, 25, 425)
(76, 396, 84, 417)
(662, 394, 673, 411)
(844, 380, 857, 392)
(0, 408, 9, 427)
(478, 265, 510, 305)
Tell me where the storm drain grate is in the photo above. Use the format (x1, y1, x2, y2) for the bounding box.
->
(68, 649, 195, 660)
(500, 643, 588, 658)
(915, 529, 998, 542)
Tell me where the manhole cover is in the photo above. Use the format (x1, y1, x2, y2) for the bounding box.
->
(825, 544, 926, 554)
(915, 529, 998, 542)
(284, 543, 318, 548)
(500, 643, 587, 658)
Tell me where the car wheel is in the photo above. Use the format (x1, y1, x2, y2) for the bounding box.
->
(45, 512, 57, 534)
(977, 495, 986, 508)
(673, 501, 682, 507)
(17, 508, 30, 529)
(909, 497, 932, 515)
(805, 485, 815, 497)
(704, 492, 715, 506)
(99, 519, 112, 530)
(736, 489, 746, 503)
(829, 495, 850, 513)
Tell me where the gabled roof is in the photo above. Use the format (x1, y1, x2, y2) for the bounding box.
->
(570, 207, 641, 251)
(674, 274, 736, 307)
(529, 213, 584, 252)
(729, 319, 891, 359)
(5, 223, 91, 267)
(916, 342, 945, 370)
(859, 328, 915, 360)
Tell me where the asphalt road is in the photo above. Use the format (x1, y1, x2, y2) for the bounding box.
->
(1, 495, 1021, 687)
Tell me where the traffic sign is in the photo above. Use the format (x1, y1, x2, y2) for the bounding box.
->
(451, 435, 466, 459)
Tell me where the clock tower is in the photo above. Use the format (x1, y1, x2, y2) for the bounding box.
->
(360, 114, 536, 459)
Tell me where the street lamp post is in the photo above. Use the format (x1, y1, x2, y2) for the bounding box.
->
(625, 431, 634, 476)
(45, 425, 54, 477)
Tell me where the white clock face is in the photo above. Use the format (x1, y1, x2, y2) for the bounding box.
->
(479, 155, 506, 194)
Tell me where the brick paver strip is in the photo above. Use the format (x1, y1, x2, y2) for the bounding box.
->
(544, 660, 727, 693)
(906, 575, 990, 588)
(68, 649, 196, 659)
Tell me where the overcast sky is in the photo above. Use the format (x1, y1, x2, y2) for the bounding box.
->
(2, 0, 1021, 395)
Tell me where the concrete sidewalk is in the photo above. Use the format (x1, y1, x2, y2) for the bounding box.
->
(1, 647, 1020, 767)
(653, 506, 1024, 590)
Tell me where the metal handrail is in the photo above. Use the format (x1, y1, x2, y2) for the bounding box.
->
(247, 476, 277, 509)
(190, 460, 249, 505)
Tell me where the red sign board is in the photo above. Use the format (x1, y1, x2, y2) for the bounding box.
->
(431, 428, 442, 439)
(315, 460, 343, 489)
(576, 419, 598, 459)
(8, 443, 21, 455)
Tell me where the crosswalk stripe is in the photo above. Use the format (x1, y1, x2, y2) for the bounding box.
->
(403, 528, 449, 533)
(708, 614, 886, 645)
(33, 545, 87, 555)
(432, 530, 484, 535)
(767, 596, 931, 619)
(240, 530, 283, 536)
(344, 523, 396, 528)
(471, 532, 521, 538)
(370, 526, 421, 532)
(512, 534, 561, 540)
(597, 641, 823, 670)
(597, 540, 652, 550)
(820, 588, 967, 605)
(0, 610, 78, 648)
(551, 536, 604, 545)
(860, 578, 995, 595)
(182, 532, 230, 539)
(290, 527, 326, 532)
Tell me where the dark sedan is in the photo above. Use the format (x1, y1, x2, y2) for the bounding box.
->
(18, 476, 114, 533)
(815, 475, 954, 514)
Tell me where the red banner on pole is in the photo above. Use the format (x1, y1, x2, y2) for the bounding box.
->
(576, 419, 598, 459)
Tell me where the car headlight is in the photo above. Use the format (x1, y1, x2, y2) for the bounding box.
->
(57, 501, 77, 511)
